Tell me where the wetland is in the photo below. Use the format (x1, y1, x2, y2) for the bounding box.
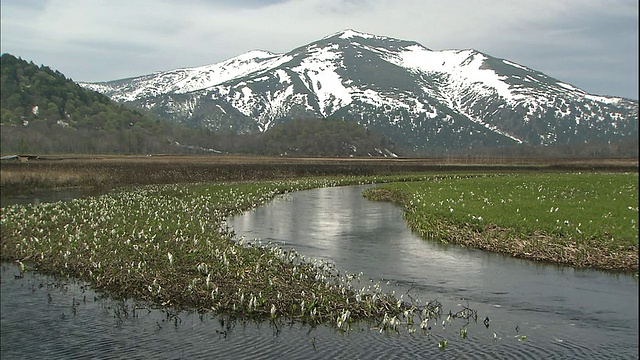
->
(1, 156, 638, 357)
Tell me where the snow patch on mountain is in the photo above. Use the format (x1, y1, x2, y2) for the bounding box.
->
(324, 29, 377, 40)
(81, 50, 293, 102)
(292, 44, 353, 116)
(395, 45, 515, 102)
(170, 50, 278, 93)
(584, 94, 623, 105)
(556, 81, 579, 92)
(502, 59, 528, 71)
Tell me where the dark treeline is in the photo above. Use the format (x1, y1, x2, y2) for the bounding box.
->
(0, 117, 400, 156)
(173, 118, 400, 156)
(3, 118, 636, 159)
(424, 138, 639, 159)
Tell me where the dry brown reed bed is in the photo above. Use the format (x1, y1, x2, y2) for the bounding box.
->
(2, 154, 637, 195)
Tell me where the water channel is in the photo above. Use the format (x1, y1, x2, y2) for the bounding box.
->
(1, 185, 638, 358)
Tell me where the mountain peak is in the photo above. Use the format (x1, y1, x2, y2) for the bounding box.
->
(323, 29, 379, 41)
(80, 30, 638, 152)
(233, 49, 278, 61)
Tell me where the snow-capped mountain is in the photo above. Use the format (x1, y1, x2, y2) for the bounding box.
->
(81, 29, 638, 152)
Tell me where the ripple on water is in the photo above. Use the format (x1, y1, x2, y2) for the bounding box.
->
(2, 264, 638, 359)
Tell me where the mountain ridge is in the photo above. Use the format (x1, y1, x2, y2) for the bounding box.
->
(80, 29, 638, 153)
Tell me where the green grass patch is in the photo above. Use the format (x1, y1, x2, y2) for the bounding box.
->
(364, 173, 638, 272)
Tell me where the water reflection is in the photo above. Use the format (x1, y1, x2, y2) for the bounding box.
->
(1, 184, 638, 358)
(5, 261, 633, 359)
(227, 185, 639, 358)
(0, 188, 109, 208)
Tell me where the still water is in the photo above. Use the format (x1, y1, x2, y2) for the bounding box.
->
(228, 185, 639, 358)
(1, 185, 638, 358)
(0, 188, 108, 208)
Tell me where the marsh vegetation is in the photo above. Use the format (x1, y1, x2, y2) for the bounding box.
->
(364, 173, 638, 272)
(1, 176, 458, 333)
(1, 156, 638, 348)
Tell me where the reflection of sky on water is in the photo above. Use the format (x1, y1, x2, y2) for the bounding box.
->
(228, 184, 638, 354)
(229, 185, 489, 288)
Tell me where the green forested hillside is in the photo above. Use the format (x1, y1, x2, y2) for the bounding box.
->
(0, 53, 176, 153)
(0, 54, 164, 130)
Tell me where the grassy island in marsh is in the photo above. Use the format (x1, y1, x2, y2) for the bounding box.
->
(363, 173, 639, 272)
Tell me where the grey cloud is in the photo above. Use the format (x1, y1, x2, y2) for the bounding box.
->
(0, 0, 637, 99)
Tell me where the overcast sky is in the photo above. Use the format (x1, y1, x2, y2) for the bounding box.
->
(1, 0, 638, 99)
